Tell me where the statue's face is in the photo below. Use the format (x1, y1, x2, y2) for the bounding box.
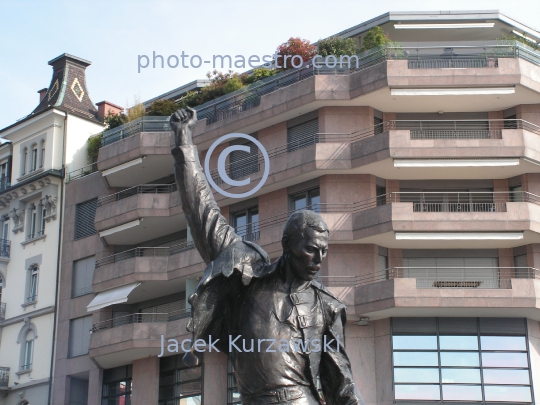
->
(286, 227, 328, 281)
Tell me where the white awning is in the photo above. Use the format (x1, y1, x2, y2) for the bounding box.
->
(87, 282, 141, 312)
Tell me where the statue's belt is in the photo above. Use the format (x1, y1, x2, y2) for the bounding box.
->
(242, 385, 313, 404)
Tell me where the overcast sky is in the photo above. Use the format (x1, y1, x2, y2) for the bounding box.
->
(0, 0, 539, 129)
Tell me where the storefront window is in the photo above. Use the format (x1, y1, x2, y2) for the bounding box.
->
(392, 318, 533, 403)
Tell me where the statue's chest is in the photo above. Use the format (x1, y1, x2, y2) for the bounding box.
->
(237, 283, 325, 341)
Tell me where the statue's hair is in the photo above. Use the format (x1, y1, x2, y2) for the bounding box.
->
(282, 210, 329, 245)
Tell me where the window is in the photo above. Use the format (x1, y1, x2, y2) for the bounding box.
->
(21, 330, 35, 371)
(510, 185, 523, 202)
(376, 185, 386, 206)
(287, 118, 319, 152)
(68, 316, 93, 357)
(227, 360, 241, 404)
(0, 161, 8, 190)
(40, 205, 46, 235)
(75, 199, 98, 240)
(290, 188, 320, 213)
(232, 207, 259, 241)
(229, 141, 259, 180)
(22, 147, 28, 175)
(31, 144, 38, 172)
(28, 203, 37, 239)
(27, 265, 39, 303)
(374, 115, 384, 135)
(402, 257, 499, 288)
(159, 353, 202, 405)
(392, 317, 533, 403)
(40, 140, 45, 168)
(102, 365, 132, 405)
(72, 256, 96, 298)
(70, 377, 89, 405)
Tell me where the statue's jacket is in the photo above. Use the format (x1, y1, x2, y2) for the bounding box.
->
(172, 144, 364, 405)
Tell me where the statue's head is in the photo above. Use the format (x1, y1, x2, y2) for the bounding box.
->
(281, 210, 329, 281)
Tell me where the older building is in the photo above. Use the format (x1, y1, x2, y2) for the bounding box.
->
(0, 54, 108, 404)
(54, 10, 540, 405)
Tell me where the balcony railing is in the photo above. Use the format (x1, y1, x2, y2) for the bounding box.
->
(209, 119, 540, 183)
(91, 309, 190, 332)
(0, 367, 9, 388)
(0, 239, 10, 259)
(0, 302, 5, 320)
(101, 116, 171, 146)
(97, 183, 177, 207)
(67, 162, 98, 182)
(317, 267, 540, 289)
(96, 42, 540, 146)
(95, 240, 195, 268)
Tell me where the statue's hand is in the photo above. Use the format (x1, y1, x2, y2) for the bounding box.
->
(170, 107, 197, 147)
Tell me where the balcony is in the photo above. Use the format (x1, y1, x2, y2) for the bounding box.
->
(93, 241, 199, 292)
(353, 191, 540, 248)
(89, 42, 540, 185)
(89, 311, 191, 368)
(66, 162, 98, 183)
(0, 367, 8, 390)
(97, 120, 173, 188)
(95, 184, 184, 245)
(322, 268, 540, 321)
(0, 239, 10, 259)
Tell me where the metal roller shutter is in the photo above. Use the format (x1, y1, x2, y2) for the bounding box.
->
(75, 198, 97, 240)
(479, 318, 526, 335)
(72, 256, 95, 298)
(68, 316, 93, 357)
(287, 119, 319, 152)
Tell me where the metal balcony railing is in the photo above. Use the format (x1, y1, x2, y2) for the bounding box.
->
(95, 240, 195, 268)
(67, 162, 98, 182)
(0, 239, 10, 259)
(209, 119, 540, 184)
(95, 42, 540, 146)
(190, 41, 540, 127)
(91, 309, 190, 332)
(97, 183, 177, 206)
(0, 367, 9, 388)
(317, 267, 540, 289)
(0, 302, 5, 320)
(101, 116, 171, 146)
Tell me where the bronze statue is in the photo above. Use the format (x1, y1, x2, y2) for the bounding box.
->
(170, 108, 364, 405)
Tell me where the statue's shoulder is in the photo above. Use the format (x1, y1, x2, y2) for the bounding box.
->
(202, 240, 272, 287)
(311, 280, 347, 313)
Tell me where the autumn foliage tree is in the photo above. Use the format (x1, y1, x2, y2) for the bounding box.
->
(276, 37, 317, 70)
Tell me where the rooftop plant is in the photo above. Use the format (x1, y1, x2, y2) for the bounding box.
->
(318, 36, 358, 57)
(361, 26, 391, 52)
(146, 99, 180, 116)
(276, 37, 317, 70)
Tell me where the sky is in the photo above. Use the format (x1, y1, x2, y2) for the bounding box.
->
(0, 0, 539, 129)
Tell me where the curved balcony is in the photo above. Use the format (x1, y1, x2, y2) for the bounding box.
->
(323, 267, 540, 321)
(95, 184, 184, 245)
(93, 241, 201, 292)
(89, 311, 190, 369)
(354, 191, 540, 248)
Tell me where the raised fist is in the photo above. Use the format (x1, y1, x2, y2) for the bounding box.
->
(170, 107, 197, 147)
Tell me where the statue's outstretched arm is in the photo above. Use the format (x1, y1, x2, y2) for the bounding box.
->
(170, 108, 241, 264)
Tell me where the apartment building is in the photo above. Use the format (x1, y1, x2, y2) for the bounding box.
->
(0, 54, 110, 404)
(54, 10, 540, 405)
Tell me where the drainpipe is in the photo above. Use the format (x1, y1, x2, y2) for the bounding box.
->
(48, 111, 67, 405)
